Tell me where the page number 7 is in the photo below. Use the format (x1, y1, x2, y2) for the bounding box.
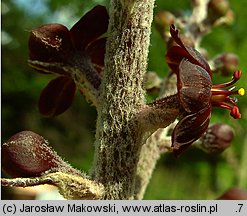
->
(237, 204, 243, 213)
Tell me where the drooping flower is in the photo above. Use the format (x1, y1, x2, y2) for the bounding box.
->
(166, 24, 244, 156)
(28, 5, 109, 117)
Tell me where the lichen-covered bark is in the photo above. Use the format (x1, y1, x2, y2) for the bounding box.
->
(91, 0, 155, 199)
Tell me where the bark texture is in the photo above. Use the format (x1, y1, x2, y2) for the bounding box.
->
(91, 0, 155, 199)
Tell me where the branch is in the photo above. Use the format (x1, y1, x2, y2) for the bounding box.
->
(135, 125, 175, 199)
(137, 94, 181, 133)
(190, 0, 210, 24)
(28, 59, 100, 107)
(1, 172, 104, 200)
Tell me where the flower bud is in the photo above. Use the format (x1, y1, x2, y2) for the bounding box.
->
(207, 0, 230, 24)
(155, 11, 175, 37)
(223, 9, 234, 25)
(206, 0, 234, 26)
(217, 187, 247, 200)
(2, 131, 64, 177)
(213, 53, 239, 76)
(209, 0, 229, 16)
(200, 123, 234, 154)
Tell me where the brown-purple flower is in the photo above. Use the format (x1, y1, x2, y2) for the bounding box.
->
(28, 5, 109, 117)
(166, 25, 244, 156)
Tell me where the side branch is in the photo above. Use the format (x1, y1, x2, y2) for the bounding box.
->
(135, 126, 175, 199)
(28, 59, 101, 106)
(137, 94, 181, 133)
(1, 172, 104, 200)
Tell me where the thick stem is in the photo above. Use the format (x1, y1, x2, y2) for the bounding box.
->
(134, 127, 173, 199)
(91, 0, 155, 199)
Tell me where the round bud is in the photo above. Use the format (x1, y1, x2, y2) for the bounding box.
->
(208, 0, 230, 16)
(145, 72, 162, 95)
(2, 131, 61, 177)
(200, 123, 234, 154)
(214, 53, 239, 76)
(207, 0, 230, 24)
(217, 187, 247, 200)
(155, 11, 175, 37)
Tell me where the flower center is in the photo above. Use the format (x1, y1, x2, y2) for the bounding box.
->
(211, 70, 244, 119)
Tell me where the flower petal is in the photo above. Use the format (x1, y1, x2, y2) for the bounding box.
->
(168, 24, 211, 76)
(29, 24, 74, 62)
(70, 5, 109, 51)
(166, 46, 188, 74)
(86, 37, 106, 73)
(172, 106, 211, 157)
(39, 76, 76, 117)
(178, 59, 212, 113)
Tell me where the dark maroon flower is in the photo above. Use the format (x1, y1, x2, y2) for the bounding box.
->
(28, 5, 109, 117)
(166, 24, 244, 156)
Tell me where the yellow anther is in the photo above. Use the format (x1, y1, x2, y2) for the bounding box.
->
(238, 88, 245, 96)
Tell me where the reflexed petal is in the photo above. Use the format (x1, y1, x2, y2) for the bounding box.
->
(166, 46, 188, 73)
(186, 47, 212, 77)
(86, 37, 106, 73)
(172, 106, 211, 157)
(39, 76, 76, 117)
(29, 24, 74, 62)
(70, 5, 109, 51)
(178, 59, 212, 113)
(169, 24, 211, 76)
